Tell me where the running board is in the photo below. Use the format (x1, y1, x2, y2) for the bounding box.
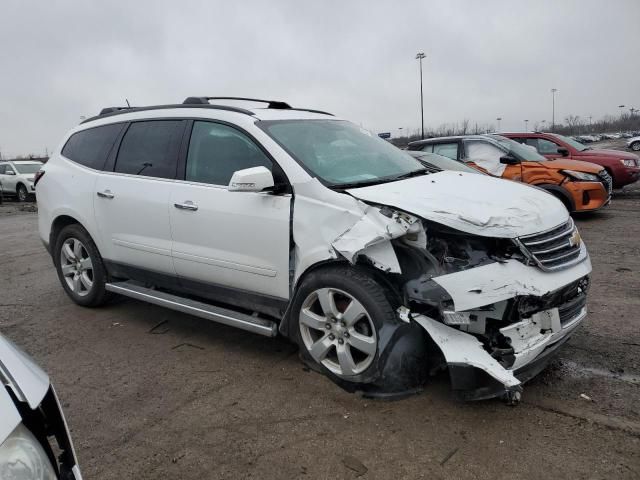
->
(105, 281, 278, 337)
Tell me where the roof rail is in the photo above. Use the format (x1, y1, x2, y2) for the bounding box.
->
(81, 103, 255, 125)
(182, 97, 334, 116)
(183, 96, 292, 109)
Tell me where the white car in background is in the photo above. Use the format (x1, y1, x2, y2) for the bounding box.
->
(0, 334, 82, 479)
(0, 160, 42, 201)
(627, 136, 640, 152)
(36, 96, 592, 402)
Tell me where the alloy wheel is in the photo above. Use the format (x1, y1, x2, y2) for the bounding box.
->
(60, 238, 94, 297)
(299, 287, 377, 377)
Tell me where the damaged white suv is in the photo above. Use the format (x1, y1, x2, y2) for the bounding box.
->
(37, 97, 592, 402)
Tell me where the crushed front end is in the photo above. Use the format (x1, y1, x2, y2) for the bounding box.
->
(386, 215, 592, 402)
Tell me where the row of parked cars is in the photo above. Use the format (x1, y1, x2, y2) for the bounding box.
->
(406, 131, 640, 213)
(573, 131, 640, 144)
(4, 97, 638, 478)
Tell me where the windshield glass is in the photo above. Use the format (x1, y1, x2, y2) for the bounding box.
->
(259, 120, 424, 187)
(549, 133, 589, 152)
(489, 135, 548, 161)
(13, 163, 42, 174)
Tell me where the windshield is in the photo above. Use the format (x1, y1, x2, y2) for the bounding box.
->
(489, 135, 548, 161)
(549, 133, 589, 152)
(259, 120, 424, 187)
(410, 152, 481, 174)
(13, 163, 42, 174)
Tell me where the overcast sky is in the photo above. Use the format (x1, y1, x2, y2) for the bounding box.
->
(1, 0, 638, 157)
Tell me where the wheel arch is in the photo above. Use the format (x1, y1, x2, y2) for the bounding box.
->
(537, 184, 575, 212)
(49, 215, 90, 254)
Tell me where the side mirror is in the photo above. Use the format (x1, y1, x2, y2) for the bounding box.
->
(557, 147, 570, 157)
(4, 170, 15, 175)
(228, 166, 274, 192)
(499, 154, 520, 165)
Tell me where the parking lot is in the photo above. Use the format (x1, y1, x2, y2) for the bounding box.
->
(1, 181, 639, 479)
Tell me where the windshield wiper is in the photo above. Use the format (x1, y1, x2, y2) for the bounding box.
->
(390, 168, 430, 180)
(331, 169, 430, 190)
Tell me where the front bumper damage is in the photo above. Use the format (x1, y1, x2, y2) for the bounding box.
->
(292, 178, 591, 401)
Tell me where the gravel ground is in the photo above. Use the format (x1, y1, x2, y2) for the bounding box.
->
(1, 150, 639, 479)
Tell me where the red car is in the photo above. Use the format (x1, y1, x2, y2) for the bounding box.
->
(501, 132, 640, 188)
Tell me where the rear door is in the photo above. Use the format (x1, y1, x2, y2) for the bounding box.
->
(94, 120, 185, 275)
(169, 120, 291, 299)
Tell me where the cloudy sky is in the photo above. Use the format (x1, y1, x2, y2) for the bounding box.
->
(1, 0, 638, 157)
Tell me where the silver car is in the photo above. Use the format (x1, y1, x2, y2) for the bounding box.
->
(0, 160, 42, 201)
(0, 334, 82, 479)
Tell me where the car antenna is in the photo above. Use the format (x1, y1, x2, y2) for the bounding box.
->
(125, 98, 131, 108)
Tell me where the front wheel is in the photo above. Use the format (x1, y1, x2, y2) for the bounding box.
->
(630, 141, 640, 152)
(291, 265, 430, 395)
(53, 224, 112, 307)
(17, 184, 28, 202)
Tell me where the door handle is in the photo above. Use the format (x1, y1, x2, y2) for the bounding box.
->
(174, 201, 198, 211)
(97, 190, 115, 199)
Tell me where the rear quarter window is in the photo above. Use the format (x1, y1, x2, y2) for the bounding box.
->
(62, 123, 125, 170)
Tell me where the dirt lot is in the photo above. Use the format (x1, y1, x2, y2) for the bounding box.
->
(1, 160, 639, 479)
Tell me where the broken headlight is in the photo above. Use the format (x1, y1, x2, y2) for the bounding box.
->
(425, 225, 522, 274)
(0, 424, 57, 480)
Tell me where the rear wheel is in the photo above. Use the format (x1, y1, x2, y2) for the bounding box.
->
(53, 224, 112, 307)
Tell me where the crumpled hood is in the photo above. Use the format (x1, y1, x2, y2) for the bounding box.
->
(346, 171, 568, 238)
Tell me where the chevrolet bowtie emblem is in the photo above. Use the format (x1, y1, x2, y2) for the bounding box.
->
(569, 230, 581, 248)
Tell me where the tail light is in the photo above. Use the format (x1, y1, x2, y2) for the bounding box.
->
(34, 169, 45, 186)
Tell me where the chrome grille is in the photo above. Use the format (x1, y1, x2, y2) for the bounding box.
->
(599, 170, 613, 195)
(518, 218, 583, 271)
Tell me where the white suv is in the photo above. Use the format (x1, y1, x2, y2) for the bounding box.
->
(0, 160, 42, 201)
(37, 97, 592, 401)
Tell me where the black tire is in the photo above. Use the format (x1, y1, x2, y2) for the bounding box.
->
(630, 141, 640, 152)
(290, 265, 429, 395)
(53, 224, 112, 307)
(16, 184, 28, 202)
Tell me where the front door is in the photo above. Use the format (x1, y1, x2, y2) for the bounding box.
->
(463, 139, 523, 180)
(94, 120, 185, 275)
(169, 121, 291, 300)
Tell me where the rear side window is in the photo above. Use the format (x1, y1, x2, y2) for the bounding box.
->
(185, 121, 272, 186)
(0, 164, 5, 174)
(61, 123, 124, 170)
(114, 121, 184, 179)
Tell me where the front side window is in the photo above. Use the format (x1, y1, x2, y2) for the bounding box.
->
(537, 138, 560, 154)
(489, 135, 548, 162)
(186, 121, 272, 186)
(115, 121, 183, 179)
(463, 140, 508, 176)
(13, 163, 42, 174)
(259, 120, 423, 187)
(432, 143, 459, 160)
(62, 123, 124, 170)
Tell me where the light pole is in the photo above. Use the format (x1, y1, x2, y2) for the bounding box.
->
(551, 88, 558, 132)
(618, 104, 625, 119)
(524, 119, 529, 131)
(496, 117, 502, 131)
(416, 52, 426, 139)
